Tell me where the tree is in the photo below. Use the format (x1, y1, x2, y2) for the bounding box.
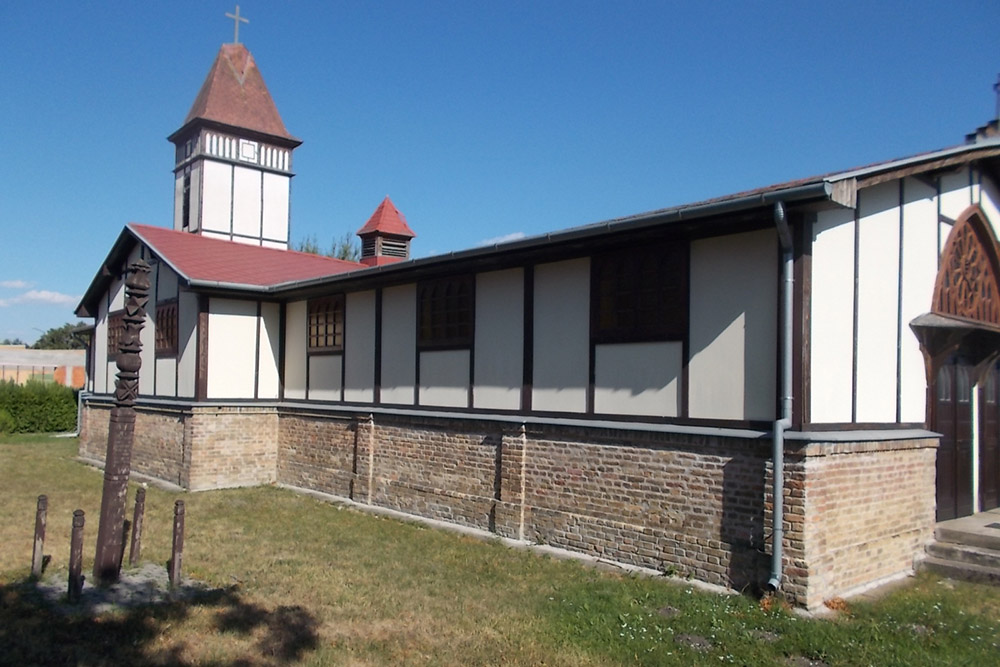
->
(0, 338, 24, 346)
(293, 232, 361, 262)
(32, 322, 88, 350)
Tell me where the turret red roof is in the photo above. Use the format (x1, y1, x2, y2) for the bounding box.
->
(356, 196, 416, 238)
(182, 43, 297, 142)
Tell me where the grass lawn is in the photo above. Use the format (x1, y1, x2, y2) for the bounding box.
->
(1, 434, 998, 665)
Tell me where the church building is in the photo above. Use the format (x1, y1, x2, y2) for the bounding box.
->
(76, 39, 1000, 609)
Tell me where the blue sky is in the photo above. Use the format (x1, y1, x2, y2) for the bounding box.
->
(1, 1, 998, 344)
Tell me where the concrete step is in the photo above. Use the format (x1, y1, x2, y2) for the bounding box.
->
(935, 524, 1000, 552)
(927, 541, 1000, 569)
(921, 555, 1000, 585)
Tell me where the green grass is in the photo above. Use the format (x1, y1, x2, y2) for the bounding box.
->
(1, 434, 999, 665)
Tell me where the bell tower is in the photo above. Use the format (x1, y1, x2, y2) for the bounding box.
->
(167, 38, 301, 248)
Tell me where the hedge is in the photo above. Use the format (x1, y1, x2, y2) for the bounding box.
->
(0, 380, 77, 433)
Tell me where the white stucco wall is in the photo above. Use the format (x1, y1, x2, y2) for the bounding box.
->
(381, 284, 416, 405)
(95, 299, 108, 393)
(308, 354, 343, 401)
(899, 177, 939, 423)
(201, 161, 232, 235)
(284, 300, 307, 400)
(344, 290, 376, 403)
(940, 167, 974, 221)
(855, 182, 901, 423)
(980, 175, 1000, 241)
(473, 268, 523, 410)
(810, 208, 856, 423)
(532, 258, 589, 413)
(177, 290, 199, 398)
(232, 166, 262, 241)
(262, 172, 289, 246)
(594, 342, 682, 417)
(688, 229, 777, 421)
(257, 302, 280, 399)
(206, 298, 257, 399)
(419, 349, 470, 408)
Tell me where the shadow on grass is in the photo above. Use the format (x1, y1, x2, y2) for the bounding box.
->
(0, 579, 319, 666)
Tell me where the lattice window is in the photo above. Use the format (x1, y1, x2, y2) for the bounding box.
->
(934, 207, 1000, 327)
(107, 311, 125, 356)
(592, 242, 688, 343)
(418, 276, 474, 348)
(155, 301, 178, 356)
(308, 295, 344, 352)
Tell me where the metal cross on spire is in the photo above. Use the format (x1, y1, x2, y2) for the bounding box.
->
(226, 5, 249, 44)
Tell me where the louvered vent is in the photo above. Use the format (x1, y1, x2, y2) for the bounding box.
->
(382, 238, 409, 258)
(361, 237, 377, 256)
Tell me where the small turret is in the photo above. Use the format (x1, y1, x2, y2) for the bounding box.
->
(357, 196, 416, 267)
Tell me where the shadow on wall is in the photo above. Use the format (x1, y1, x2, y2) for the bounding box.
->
(721, 454, 768, 593)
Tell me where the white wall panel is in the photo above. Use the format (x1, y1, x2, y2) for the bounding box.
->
(980, 175, 1000, 241)
(474, 268, 523, 410)
(344, 290, 376, 403)
(173, 173, 184, 230)
(284, 300, 307, 400)
(262, 172, 290, 245)
(95, 300, 108, 393)
(810, 208, 855, 422)
(201, 161, 232, 234)
(595, 342, 682, 417)
(689, 229, 777, 420)
(855, 182, 901, 423)
(109, 276, 124, 312)
(189, 164, 201, 232)
(232, 166, 262, 240)
(899, 178, 938, 423)
(154, 357, 177, 397)
(177, 290, 199, 398)
(940, 167, 972, 221)
(157, 263, 179, 300)
(308, 355, 343, 401)
(206, 298, 257, 399)
(532, 258, 589, 413)
(420, 349, 469, 407)
(381, 284, 416, 405)
(257, 302, 280, 399)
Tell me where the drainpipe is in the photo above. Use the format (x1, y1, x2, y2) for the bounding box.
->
(768, 201, 794, 592)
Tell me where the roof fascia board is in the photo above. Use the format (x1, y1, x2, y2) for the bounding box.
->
(167, 118, 302, 149)
(826, 141, 1000, 186)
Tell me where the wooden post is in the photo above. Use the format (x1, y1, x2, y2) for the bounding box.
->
(128, 487, 146, 566)
(31, 495, 47, 578)
(68, 510, 85, 603)
(169, 500, 185, 586)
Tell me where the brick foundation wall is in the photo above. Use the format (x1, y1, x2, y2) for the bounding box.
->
(778, 438, 938, 609)
(80, 400, 278, 490)
(82, 399, 939, 607)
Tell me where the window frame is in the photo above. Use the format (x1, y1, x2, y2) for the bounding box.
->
(106, 310, 126, 358)
(590, 241, 688, 345)
(307, 295, 345, 354)
(417, 275, 475, 350)
(155, 300, 179, 358)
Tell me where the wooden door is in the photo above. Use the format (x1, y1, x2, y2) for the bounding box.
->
(979, 366, 1000, 512)
(934, 359, 974, 521)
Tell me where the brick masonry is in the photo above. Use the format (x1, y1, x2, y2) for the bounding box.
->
(80, 399, 938, 608)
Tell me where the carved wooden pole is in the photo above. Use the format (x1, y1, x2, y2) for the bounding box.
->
(93, 260, 150, 586)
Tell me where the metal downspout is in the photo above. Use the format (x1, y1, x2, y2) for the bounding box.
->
(769, 201, 794, 592)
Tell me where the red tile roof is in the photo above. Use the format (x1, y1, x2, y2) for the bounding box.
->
(183, 43, 296, 141)
(129, 224, 361, 287)
(356, 196, 416, 238)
